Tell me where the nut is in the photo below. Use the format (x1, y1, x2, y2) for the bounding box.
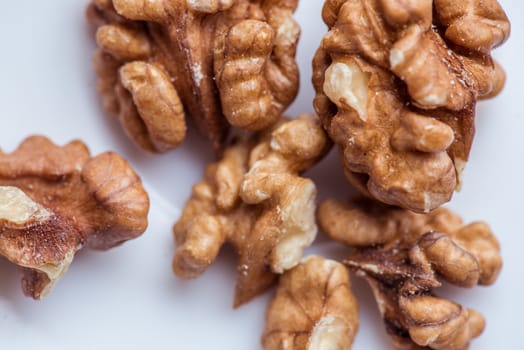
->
(87, 0, 300, 153)
(317, 197, 502, 349)
(313, 0, 510, 212)
(262, 256, 359, 350)
(0, 136, 149, 299)
(173, 115, 329, 306)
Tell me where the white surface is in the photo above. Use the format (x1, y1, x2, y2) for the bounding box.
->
(0, 0, 522, 348)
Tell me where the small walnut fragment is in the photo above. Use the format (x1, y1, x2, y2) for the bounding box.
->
(313, 0, 510, 212)
(87, 0, 300, 153)
(173, 116, 329, 306)
(318, 198, 502, 350)
(262, 256, 359, 350)
(0, 136, 149, 299)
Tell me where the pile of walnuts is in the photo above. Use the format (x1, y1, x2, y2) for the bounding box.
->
(87, 0, 506, 349)
(0, 0, 510, 349)
(155, 0, 507, 347)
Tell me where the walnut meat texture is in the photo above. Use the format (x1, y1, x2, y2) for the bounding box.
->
(312, 0, 510, 213)
(318, 198, 502, 350)
(262, 256, 359, 350)
(173, 116, 329, 307)
(87, 0, 300, 154)
(0, 136, 149, 299)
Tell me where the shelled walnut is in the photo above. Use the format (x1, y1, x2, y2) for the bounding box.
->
(262, 256, 359, 350)
(173, 116, 329, 307)
(87, 0, 300, 153)
(313, 0, 510, 212)
(318, 198, 502, 350)
(0, 136, 149, 299)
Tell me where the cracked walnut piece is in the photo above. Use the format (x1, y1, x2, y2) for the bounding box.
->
(262, 256, 358, 350)
(313, 0, 510, 212)
(87, 0, 300, 153)
(173, 115, 329, 307)
(0, 136, 149, 299)
(318, 198, 502, 350)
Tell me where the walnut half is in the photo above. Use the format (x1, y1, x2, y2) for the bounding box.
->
(87, 0, 300, 153)
(318, 198, 502, 349)
(262, 256, 359, 350)
(313, 0, 510, 212)
(0, 136, 149, 299)
(173, 115, 329, 306)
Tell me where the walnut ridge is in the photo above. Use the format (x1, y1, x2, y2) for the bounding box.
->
(313, 0, 510, 212)
(0, 136, 149, 299)
(173, 116, 329, 306)
(262, 256, 359, 350)
(318, 198, 502, 349)
(87, 0, 300, 153)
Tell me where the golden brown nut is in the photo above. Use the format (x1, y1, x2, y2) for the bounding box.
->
(87, 0, 300, 153)
(313, 0, 510, 212)
(317, 198, 502, 350)
(0, 136, 149, 299)
(262, 256, 359, 350)
(173, 116, 329, 307)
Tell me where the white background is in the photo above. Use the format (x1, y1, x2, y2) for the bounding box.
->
(0, 0, 522, 348)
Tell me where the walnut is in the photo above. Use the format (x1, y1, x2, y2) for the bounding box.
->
(317, 198, 502, 349)
(87, 0, 300, 153)
(262, 256, 359, 350)
(313, 0, 510, 212)
(0, 136, 149, 299)
(173, 115, 329, 306)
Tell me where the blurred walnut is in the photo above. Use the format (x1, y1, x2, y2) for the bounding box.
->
(173, 116, 329, 306)
(87, 0, 300, 153)
(0, 136, 149, 299)
(318, 198, 502, 349)
(313, 0, 510, 212)
(262, 256, 358, 350)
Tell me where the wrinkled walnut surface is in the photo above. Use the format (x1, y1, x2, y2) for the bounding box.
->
(318, 198, 502, 349)
(0, 136, 149, 299)
(173, 115, 329, 306)
(313, 0, 510, 212)
(88, 0, 300, 154)
(262, 256, 358, 350)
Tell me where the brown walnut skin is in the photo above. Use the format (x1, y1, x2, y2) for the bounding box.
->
(87, 0, 300, 154)
(262, 256, 359, 350)
(173, 115, 329, 307)
(313, 0, 510, 213)
(0, 136, 149, 299)
(317, 197, 502, 350)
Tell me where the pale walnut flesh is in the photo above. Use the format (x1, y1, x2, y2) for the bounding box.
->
(87, 0, 300, 154)
(317, 197, 502, 349)
(262, 256, 359, 350)
(313, 0, 510, 212)
(173, 116, 329, 307)
(0, 186, 74, 299)
(0, 136, 149, 299)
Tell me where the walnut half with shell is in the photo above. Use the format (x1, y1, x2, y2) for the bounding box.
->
(87, 0, 300, 153)
(313, 0, 510, 212)
(173, 115, 330, 306)
(0, 136, 149, 299)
